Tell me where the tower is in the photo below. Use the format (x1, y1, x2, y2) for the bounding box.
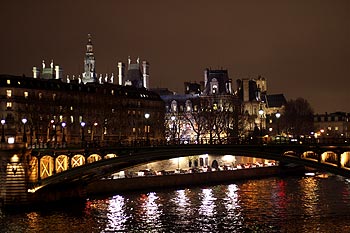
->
(82, 34, 96, 84)
(142, 60, 149, 89)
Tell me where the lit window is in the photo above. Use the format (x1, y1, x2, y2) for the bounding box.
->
(24, 91, 28, 98)
(111, 90, 114, 95)
(53, 93, 56, 100)
(7, 80, 10, 85)
(6, 102, 12, 109)
(70, 106, 73, 111)
(70, 116, 74, 123)
(133, 127, 136, 133)
(39, 93, 42, 99)
(328, 127, 332, 131)
(335, 127, 339, 131)
(6, 90, 12, 98)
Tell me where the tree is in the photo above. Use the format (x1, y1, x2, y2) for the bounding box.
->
(281, 97, 314, 136)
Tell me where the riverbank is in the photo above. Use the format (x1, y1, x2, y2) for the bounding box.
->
(86, 165, 304, 196)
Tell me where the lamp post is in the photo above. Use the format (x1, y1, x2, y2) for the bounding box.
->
(22, 118, 27, 142)
(275, 111, 281, 135)
(61, 122, 66, 145)
(91, 122, 98, 143)
(258, 108, 264, 136)
(50, 119, 56, 144)
(145, 113, 150, 145)
(1, 119, 5, 143)
(80, 121, 85, 147)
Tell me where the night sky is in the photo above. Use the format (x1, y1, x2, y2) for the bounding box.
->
(1, 0, 349, 113)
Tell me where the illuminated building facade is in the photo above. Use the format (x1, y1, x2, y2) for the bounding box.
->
(154, 68, 240, 144)
(236, 76, 286, 138)
(0, 75, 164, 147)
(313, 112, 350, 138)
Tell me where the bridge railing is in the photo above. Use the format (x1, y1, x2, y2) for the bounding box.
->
(28, 136, 350, 151)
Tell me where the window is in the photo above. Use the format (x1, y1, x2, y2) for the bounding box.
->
(6, 102, 12, 109)
(7, 80, 10, 85)
(24, 91, 28, 98)
(335, 127, 339, 131)
(6, 90, 12, 98)
(185, 100, 192, 112)
(39, 93, 42, 99)
(171, 100, 177, 112)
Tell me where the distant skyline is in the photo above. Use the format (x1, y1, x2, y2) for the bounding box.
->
(1, 0, 349, 113)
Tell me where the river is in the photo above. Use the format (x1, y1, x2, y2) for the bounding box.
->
(2, 174, 350, 232)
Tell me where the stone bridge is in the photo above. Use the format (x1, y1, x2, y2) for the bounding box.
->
(1, 142, 350, 206)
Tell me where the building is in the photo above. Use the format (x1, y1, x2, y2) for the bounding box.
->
(154, 68, 240, 144)
(313, 112, 350, 138)
(0, 74, 164, 147)
(1, 34, 164, 147)
(236, 76, 286, 138)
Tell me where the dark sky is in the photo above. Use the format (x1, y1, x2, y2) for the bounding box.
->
(1, 0, 349, 113)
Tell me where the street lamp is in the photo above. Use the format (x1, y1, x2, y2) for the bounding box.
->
(22, 118, 27, 142)
(61, 122, 66, 144)
(80, 121, 85, 147)
(275, 111, 281, 135)
(1, 119, 5, 143)
(145, 113, 150, 144)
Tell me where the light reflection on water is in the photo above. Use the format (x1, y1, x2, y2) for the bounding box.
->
(3, 175, 350, 232)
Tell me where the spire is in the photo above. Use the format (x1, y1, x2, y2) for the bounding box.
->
(86, 33, 93, 54)
(82, 33, 96, 84)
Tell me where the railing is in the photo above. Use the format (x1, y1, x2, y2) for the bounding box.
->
(28, 137, 350, 151)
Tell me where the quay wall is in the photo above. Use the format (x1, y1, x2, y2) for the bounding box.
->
(87, 166, 292, 195)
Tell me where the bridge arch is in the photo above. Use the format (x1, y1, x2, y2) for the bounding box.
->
(56, 154, 69, 173)
(340, 152, 350, 169)
(321, 151, 338, 166)
(87, 154, 102, 163)
(283, 151, 298, 157)
(71, 154, 85, 168)
(301, 151, 318, 161)
(104, 153, 117, 159)
(40, 155, 54, 179)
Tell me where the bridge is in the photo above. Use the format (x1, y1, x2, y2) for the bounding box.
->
(1, 141, 350, 206)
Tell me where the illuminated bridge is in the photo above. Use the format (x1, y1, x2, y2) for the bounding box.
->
(1, 142, 350, 206)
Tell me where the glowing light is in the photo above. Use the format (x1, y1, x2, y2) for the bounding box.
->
(8, 137, 15, 144)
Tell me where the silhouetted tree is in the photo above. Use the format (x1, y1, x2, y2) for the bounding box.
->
(281, 97, 314, 136)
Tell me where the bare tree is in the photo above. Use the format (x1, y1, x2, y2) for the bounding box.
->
(281, 97, 314, 136)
